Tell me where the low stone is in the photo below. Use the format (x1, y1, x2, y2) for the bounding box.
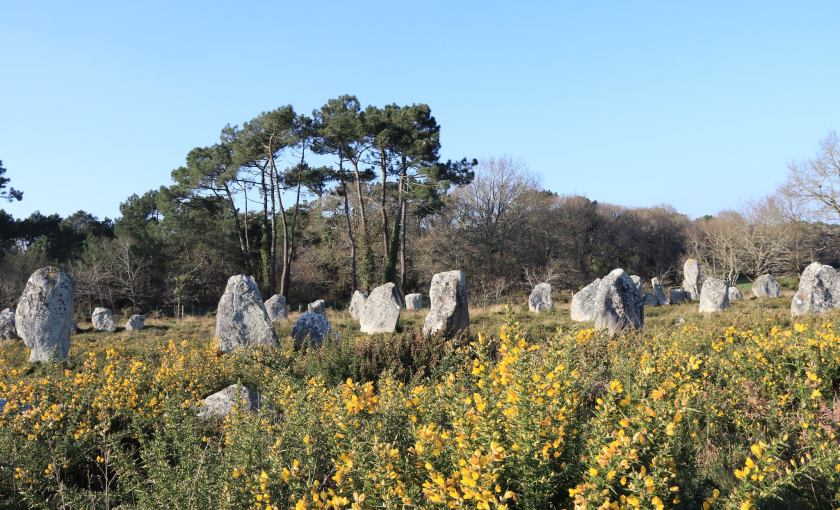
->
(651, 278, 669, 305)
(571, 279, 601, 322)
(349, 291, 368, 320)
(791, 262, 840, 316)
(0, 308, 19, 342)
(215, 275, 278, 353)
(528, 283, 554, 313)
(699, 277, 730, 313)
(643, 293, 658, 306)
(264, 294, 288, 321)
(752, 274, 781, 298)
(197, 384, 265, 420)
(92, 308, 116, 332)
(360, 283, 401, 333)
(594, 269, 644, 336)
(683, 259, 701, 300)
(728, 287, 744, 300)
(308, 300, 326, 315)
(405, 293, 422, 311)
(669, 288, 686, 304)
(16, 267, 74, 362)
(125, 314, 146, 331)
(423, 270, 470, 337)
(291, 312, 339, 349)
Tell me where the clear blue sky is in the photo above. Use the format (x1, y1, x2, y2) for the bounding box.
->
(2, 1, 838, 221)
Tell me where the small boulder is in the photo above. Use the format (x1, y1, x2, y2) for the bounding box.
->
(422, 270, 470, 337)
(528, 283, 554, 313)
(197, 384, 265, 420)
(699, 277, 730, 313)
(683, 259, 701, 300)
(643, 293, 658, 306)
(571, 279, 601, 322)
(669, 288, 686, 304)
(651, 278, 669, 306)
(752, 274, 781, 298)
(791, 262, 840, 316)
(215, 275, 278, 353)
(0, 308, 19, 343)
(291, 312, 339, 349)
(405, 293, 423, 311)
(308, 300, 326, 315)
(728, 287, 744, 301)
(264, 294, 288, 321)
(16, 267, 74, 362)
(125, 314, 146, 331)
(92, 308, 116, 332)
(349, 291, 368, 319)
(594, 269, 644, 336)
(359, 283, 401, 334)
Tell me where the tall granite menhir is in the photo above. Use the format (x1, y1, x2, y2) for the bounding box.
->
(423, 270, 469, 337)
(571, 278, 601, 322)
(791, 262, 840, 316)
(683, 259, 701, 300)
(593, 269, 644, 336)
(16, 266, 75, 362)
(359, 283, 401, 333)
(215, 275, 278, 352)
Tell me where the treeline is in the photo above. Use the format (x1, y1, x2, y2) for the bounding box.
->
(2, 105, 839, 314)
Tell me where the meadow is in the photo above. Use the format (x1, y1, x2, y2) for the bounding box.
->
(1, 292, 839, 509)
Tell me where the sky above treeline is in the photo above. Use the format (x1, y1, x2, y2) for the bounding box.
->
(1, 1, 839, 221)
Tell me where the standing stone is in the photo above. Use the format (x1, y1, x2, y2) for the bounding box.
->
(643, 293, 658, 306)
(349, 291, 368, 320)
(405, 293, 423, 311)
(291, 312, 339, 349)
(571, 279, 601, 322)
(215, 275, 278, 353)
(360, 283, 402, 333)
(264, 294, 288, 321)
(630, 276, 643, 295)
(728, 287, 744, 301)
(70, 321, 78, 334)
(197, 384, 265, 420)
(651, 278, 669, 306)
(698, 277, 730, 313)
(594, 269, 644, 336)
(791, 262, 840, 316)
(683, 259, 701, 300)
(528, 283, 554, 313)
(308, 300, 326, 315)
(669, 288, 686, 304)
(125, 314, 146, 331)
(92, 308, 116, 332)
(0, 308, 19, 343)
(15, 266, 74, 363)
(752, 274, 781, 298)
(423, 270, 469, 337)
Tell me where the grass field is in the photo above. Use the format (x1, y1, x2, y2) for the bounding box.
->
(1, 291, 839, 509)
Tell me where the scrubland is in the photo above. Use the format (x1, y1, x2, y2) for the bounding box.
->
(1, 294, 839, 509)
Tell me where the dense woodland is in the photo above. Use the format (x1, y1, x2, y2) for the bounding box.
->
(1, 99, 839, 316)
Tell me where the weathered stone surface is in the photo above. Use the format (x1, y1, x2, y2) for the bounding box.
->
(423, 270, 469, 337)
(70, 321, 77, 334)
(594, 269, 644, 336)
(16, 266, 74, 362)
(215, 275, 278, 353)
(264, 294, 288, 321)
(360, 283, 401, 333)
(683, 259, 701, 300)
(125, 314, 146, 331)
(92, 308, 116, 332)
(308, 300, 326, 315)
(752, 274, 781, 298)
(651, 278, 669, 306)
(291, 312, 338, 349)
(791, 262, 840, 316)
(571, 279, 601, 322)
(699, 277, 730, 313)
(405, 293, 422, 311)
(0, 308, 19, 342)
(728, 287, 744, 300)
(349, 291, 368, 319)
(644, 293, 658, 306)
(528, 283, 554, 313)
(669, 288, 686, 304)
(197, 384, 264, 420)
(630, 276, 643, 295)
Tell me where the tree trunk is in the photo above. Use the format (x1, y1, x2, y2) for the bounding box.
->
(222, 183, 250, 273)
(275, 165, 289, 298)
(282, 157, 305, 298)
(380, 149, 389, 257)
(399, 158, 408, 297)
(341, 172, 357, 295)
